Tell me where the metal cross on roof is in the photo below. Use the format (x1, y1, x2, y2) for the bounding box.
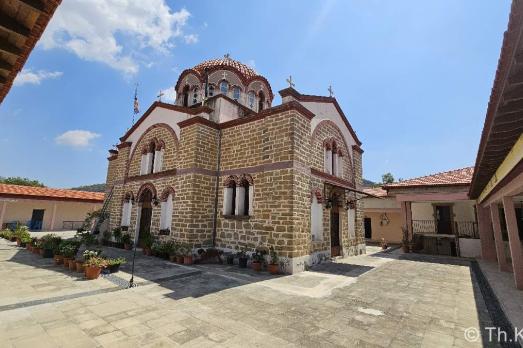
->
(157, 90, 164, 102)
(328, 85, 334, 97)
(224, 53, 230, 59)
(222, 71, 227, 80)
(286, 75, 295, 88)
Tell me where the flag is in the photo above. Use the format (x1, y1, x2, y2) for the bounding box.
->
(133, 86, 139, 114)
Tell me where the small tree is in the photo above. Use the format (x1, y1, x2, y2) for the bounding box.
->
(0, 176, 45, 187)
(381, 172, 394, 184)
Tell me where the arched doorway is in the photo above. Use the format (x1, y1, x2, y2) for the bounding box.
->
(137, 186, 154, 247)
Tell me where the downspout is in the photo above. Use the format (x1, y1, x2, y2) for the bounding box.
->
(212, 129, 222, 246)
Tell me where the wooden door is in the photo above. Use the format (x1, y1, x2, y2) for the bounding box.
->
(30, 209, 44, 230)
(330, 211, 340, 257)
(364, 218, 372, 239)
(138, 206, 152, 247)
(436, 205, 452, 234)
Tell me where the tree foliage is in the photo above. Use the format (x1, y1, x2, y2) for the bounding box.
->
(71, 183, 106, 192)
(381, 172, 395, 184)
(0, 176, 45, 187)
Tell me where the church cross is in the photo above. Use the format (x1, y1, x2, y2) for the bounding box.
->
(222, 71, 228, 80)
(328, 85, 334, 97)
(157, 90, 164, 102)
(224, 53, 230, 59)
(286, 75, 295, 88)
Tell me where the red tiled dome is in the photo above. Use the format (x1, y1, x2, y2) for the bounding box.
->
(193, 57, 259, 80)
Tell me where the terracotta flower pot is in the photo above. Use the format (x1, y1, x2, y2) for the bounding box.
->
(183, 256, 193, 265)
(32, 247, 40, 255)
(26, 244, 32, 251)
(267, 263, 279, 275)
(69, 260, 76, 271)
(39, 248, 44, 256)
(176, 256, 184, 264)
(169, 254, 176, 262)
(16, 238, 21, 246)
(85, 266, 102, 280)
(75, 261, 85, 273)
(251, 261, 262, 272)
(63, 257, 71, 268)
(54, 254, 63, 265)
(144, 247, 152, 256)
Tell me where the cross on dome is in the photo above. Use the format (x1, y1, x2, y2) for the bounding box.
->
(224, 53, 230, 59)
(328, 85, 334, 97)
(286, 75, 295, 88)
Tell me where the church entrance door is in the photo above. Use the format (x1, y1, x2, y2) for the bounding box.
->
(138, 189, 153, 247)
(330, 208, 341, 257)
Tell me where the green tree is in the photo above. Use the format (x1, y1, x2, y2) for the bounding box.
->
(0, 176, 45, 187)
(381, 172, 394, 184)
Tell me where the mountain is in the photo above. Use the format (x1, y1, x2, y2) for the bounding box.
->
(362, 178, 376, 186)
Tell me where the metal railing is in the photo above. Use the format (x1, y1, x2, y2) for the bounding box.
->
(412, 219, 478, 239)
(62, 221, 85, 231)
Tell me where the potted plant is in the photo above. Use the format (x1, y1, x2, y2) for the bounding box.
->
(251, 249, 266, 272)
(84, 256, 106, 280)
(380, 238, 389, 250)
(237, 249, 248, 268)
(32, 239, 42, 255)
(267, 246, 279, 275)
(60, 242, 78, 268)
(101, 230, 112, 246)
(105, 257, 126, 273)
(121, 233, 133, 250)
(112, 227, 123, 248)
(20, 235, 31, 248)
(226, 254, 234, 265)
(183, 244, 193, 265)
(40, 234, 59, 258)
(142, 233, 153, 256)
(169, 242, 179, 262)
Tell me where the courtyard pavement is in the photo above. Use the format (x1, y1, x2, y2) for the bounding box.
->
(0, 239, 505, 347)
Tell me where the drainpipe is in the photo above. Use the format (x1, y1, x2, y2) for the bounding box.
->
(211, 129, 222, 247)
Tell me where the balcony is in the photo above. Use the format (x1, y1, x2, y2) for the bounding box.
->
(412, 219, 478, 239)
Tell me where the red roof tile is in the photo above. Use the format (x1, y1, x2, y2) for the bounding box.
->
(193, 57, 258, 79)
(383, 167, 474, 189)
(363, 187, 388, 197)
(0, 184, 104, 203)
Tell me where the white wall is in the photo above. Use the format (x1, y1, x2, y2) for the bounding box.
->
(363, 197, 400, 210)
(411, 200, 476, 221)
(459, 238, 481, 258)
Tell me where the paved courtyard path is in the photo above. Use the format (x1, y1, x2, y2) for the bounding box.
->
(0, 240, 501, 347)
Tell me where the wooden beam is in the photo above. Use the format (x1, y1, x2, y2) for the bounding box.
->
(498, 98, 523, 114)
(0, 37, 21, 56)
(15, 0, 45, 13)
(0, 75, 7, 83)
(502, 83, 523, 100)
(0, 58, 12, 71)
(508, 69, 523, 84)
(0, 12, 31, 37)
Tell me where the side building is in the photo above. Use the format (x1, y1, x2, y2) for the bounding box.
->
(103, 56, 367, 273)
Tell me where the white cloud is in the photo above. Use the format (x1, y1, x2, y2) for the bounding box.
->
(40, 0, 197, 75)
(55, 130, 100, 148)
(160, 86, 176, 104)
(14, 69, 63, 86)
(184, 34, 198, 44)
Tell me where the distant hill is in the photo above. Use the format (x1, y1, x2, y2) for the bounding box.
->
(71, 183, 106, 192)
(362, 178, 376, 186)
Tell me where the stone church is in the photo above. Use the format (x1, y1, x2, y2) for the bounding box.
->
(104, 56, 366, 273)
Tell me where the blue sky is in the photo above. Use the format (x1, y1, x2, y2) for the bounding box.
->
(0, 0, 512, 188)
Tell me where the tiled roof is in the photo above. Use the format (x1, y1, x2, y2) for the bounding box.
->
(363, 187, 388, 197)
(383, 167, 474, 189)
(0, 184, 104, 202)
(193, 57, 258, 79)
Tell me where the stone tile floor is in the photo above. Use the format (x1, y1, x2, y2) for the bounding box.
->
(0, 240, 506, 347)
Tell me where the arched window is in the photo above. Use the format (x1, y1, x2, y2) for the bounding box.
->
(140, 139, 163, 175)
(248, 91, 255, 109)
(182, 85, 189, 107)
(208, 84, 215, 97)
(153, 141, 164, 173)
(310, 189, 323, 241)
(192, 87, 199, 105)
(324, 141, 332, 175)
(220, 80, 229, 95)
(159, 188, 174, 232)
(258, 91, 265, 112)
(233, 86, 241, 101)
(121, 192, 134, 228)
(223, 176, 238, 216)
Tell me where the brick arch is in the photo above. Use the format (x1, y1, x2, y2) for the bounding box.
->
(122, 191, 135, 203)
(312, 120, 350, 156)
(137, 182, 157, 202)
(159, 186, 175, 202)
(239, 174, 254, 186)
(310, 187, 324, 203)
(126, 123, 179, 178)
(223, 175, 239, 187)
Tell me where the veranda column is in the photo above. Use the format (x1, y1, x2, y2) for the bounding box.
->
(50, 203, 58, 231)
(401, 201, 413, 240)
(501, 196, 523, 289)
(477, 204, 497, 262)
(490, 203, 510, 272)
(0, 201, 6, 229)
